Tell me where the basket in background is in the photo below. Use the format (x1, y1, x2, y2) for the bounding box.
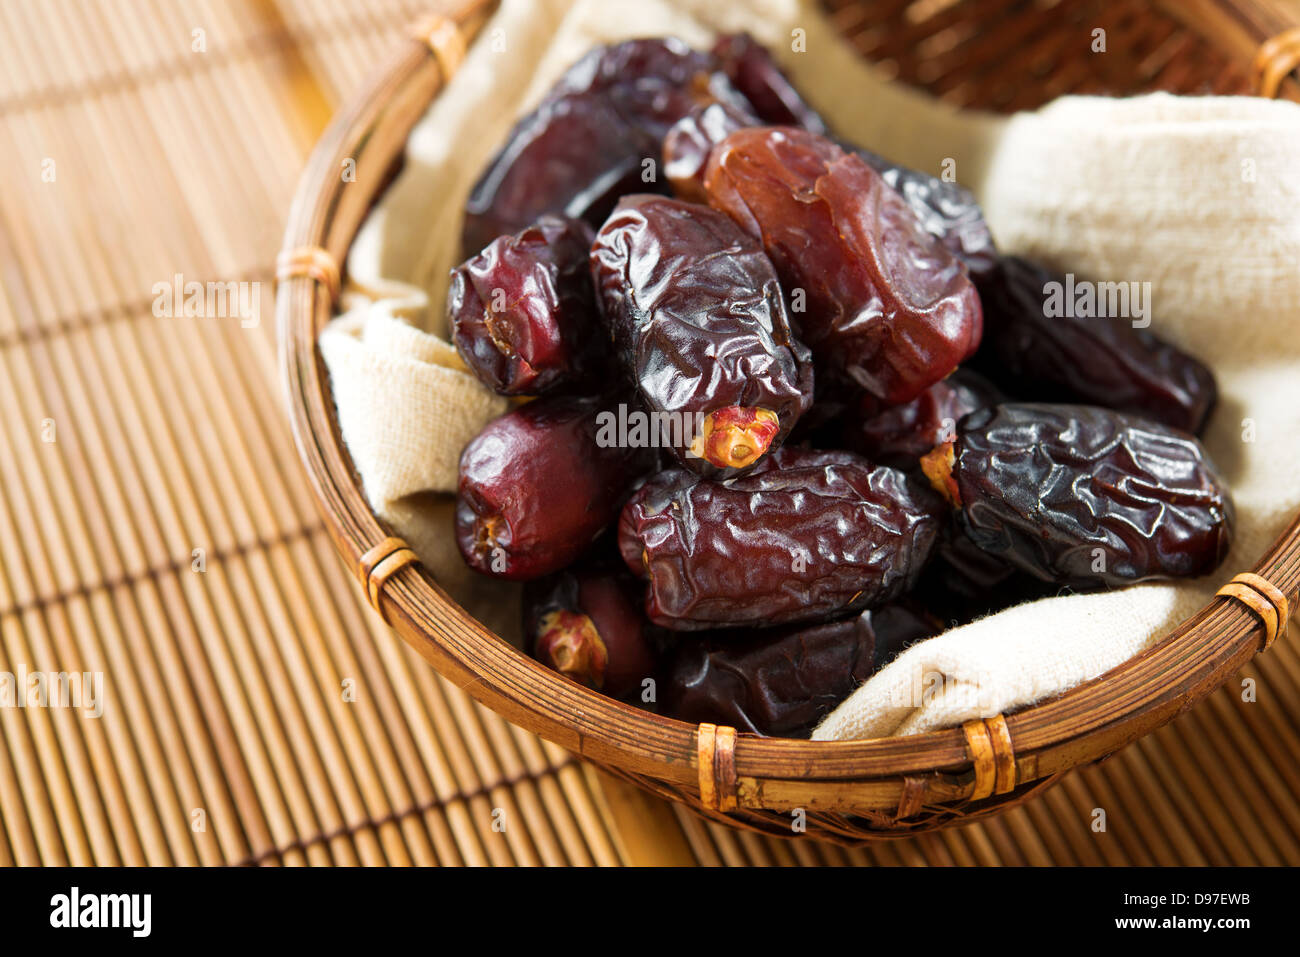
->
(277, 0, 1300, 843)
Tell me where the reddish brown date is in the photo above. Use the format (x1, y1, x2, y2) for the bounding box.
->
(456, 396, 653, 580)
(619, 447, 943, 630)
(449, 216, 602, 396)
(710, 32, 829, 134)
(921, 403, 1234, 588)
(843, 368, 1003, 470)
(848, 144, 999, 280)
(660, 603, 939, 737)
(590, 194, 813, 474)
(462, 38, 744, 255)
(972, 255, 1218, 434)
(523, 564, 656, 698)
(704, 127, 983, 405)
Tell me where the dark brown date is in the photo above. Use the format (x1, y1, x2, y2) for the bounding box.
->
(972, 255, 1218, 434)
(461, 93, 661, 257)
(544, 36, 745, 137)
(661, 603, 940, 737)
(590, 194, 813, 474)
(462, 38, 743, 255)
(849, 144, 999, 280)
(619, 447, 943, 630)
(456, 395, 654, 580)
(710, 32, 829, 134)
(523, 564, 656, 698)
(704, 127, 983, 405)
(449, 215, 601, 395)
(843, 368, 1003, 470)
(920, 403, 1234, 588)
(911, 518, 1059, 626)
(663, 99, 758, 203)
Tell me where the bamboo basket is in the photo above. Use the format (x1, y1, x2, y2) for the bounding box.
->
(277, 0, 1300, 843)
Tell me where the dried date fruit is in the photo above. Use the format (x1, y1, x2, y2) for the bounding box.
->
(663, 99, 759, 203)
(704, 127, 983, 405)
(911, 518, 1059, 626)
(711, 32, 829, 134)
(449, 215, 602, 395)
(707, 32, 996, 277)
(461, 93, 662, 257)
(661, 603, 940, 737)
(590, 194, 814, 474)
(462, 38, 745, 255)
(523, 564, 656, 698)
(544, 36, 746, 138)
(456, 395, 654, 580)
(843, 368, 1003, 470)
(972, 255, 1218, 434)
(920, 403, 1234, 588)
(619, 447, 944, 630)
(847, 144, 999, 280)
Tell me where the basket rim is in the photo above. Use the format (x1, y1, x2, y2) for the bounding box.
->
(275, 0, 1300, 814)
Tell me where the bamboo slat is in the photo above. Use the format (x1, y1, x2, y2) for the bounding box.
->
(0, 0, 1298, 866)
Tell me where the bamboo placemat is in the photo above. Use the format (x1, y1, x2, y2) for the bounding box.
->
(0, 0, 1296, 867)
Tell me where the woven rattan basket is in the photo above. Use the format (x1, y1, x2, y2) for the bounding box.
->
(278, 0, 1300, 843)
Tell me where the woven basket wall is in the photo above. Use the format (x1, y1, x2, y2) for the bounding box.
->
(277, 0, 1300, 844)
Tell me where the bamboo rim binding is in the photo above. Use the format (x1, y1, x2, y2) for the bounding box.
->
(1217, 571, 1290, 651)
(276, 246, 340, 305)
(1254, 28, 1300, 98)
(358, 537, 420, 626)
(411, 14, 468, 80)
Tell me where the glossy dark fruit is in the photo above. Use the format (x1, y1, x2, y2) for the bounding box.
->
(590, 194, 814, 474)
(843, 368, 1003, 470)
(921, 403, 1235, 589)
(847, 144, 999, 280)
(449, 215, 602, 395)
(661, 603, 939, 737)
(704, 127, 983, 405)
(462, 38, 745, 255)
(461, 94, 662, 257)
(543, 36, 745, 137)
(663, 99, 759, 203)
(619, 447, 944, 630)
(972, 255, 1218, 434)
(711, 32, 829, 134)
(523, 565, 657, 698)
(912, 518, 1060, 626)
(456, 395, 654, 580)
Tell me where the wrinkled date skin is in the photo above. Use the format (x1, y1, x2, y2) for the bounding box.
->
(523, 565, 657, 698)
(660, 603, 939, 737)
(461, 38, 744, 255)
(544, 36, 749, 137)
(844, 368, 1003, 470)
(449, 216, 602, 395)
(591, 194, 814, 474)
(848, 144, 999, 280)
(711, 32, 829, 134)
(663, 99, 759, 203)
(921, 403, 1235, 589)
(457, 396, 654, 580)
(619, 447, 943, 630)
(704, 127, 983, 405)
(972, 255, 1218, 434)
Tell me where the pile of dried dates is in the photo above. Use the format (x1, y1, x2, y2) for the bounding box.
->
(446, 35, 1234, 738)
